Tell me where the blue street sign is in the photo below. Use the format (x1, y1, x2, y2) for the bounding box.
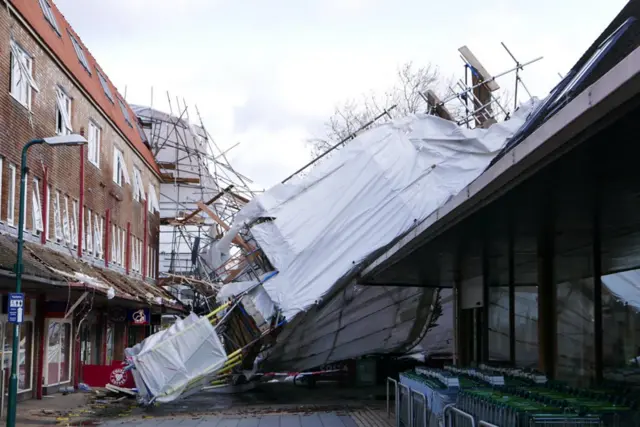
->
(8, 293, 24, 324)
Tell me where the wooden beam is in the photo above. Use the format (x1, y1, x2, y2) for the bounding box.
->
(181, 185, 233, 223)
(160, 173, 200, 184)
(196, 201, 252, 252)
(157, 162, 177, 170)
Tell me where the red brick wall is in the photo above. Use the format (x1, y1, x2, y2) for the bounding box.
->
(0, 9, 160, 279)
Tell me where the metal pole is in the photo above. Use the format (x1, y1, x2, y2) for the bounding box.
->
(7, 139, 42, 427)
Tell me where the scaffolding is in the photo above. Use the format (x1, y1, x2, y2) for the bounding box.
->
(132, 93, 264, 309)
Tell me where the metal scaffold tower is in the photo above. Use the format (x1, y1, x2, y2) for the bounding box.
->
(132, 92, 262, 309)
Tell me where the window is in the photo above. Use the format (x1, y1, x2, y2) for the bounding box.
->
(45, 320, 71, 386)
(132, 167, 146, 202)
(110, 224, 116, 263)
(4, 321, 34, 392)
(71, 200, 78, 247)
(9, 40, 38, 108)
(32, 177, 43, 233)
(62, 196, 71, 244)
(55, 87, 72, 135)
(86, 208, 93, 254)
(68, 32, 90, 74)
(54, 190, 62, 240)
(46, 185, 52, 240)
(118, 99, 132, 126)
(7, 164, 16, 226)
(94, 214, 103, 259)
(112, 148, 130, 186)
(147, 246, 151, 278)
(148, 183, 160, 213)
(38, 0, 60, 34)
(87, 121, 100, 167)
(120, 228, 126, 267)
(97, 71, 114, 103)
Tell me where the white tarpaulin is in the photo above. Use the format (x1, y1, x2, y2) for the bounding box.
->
(126, 312, 227, 403)
(231, 99, 540, 320)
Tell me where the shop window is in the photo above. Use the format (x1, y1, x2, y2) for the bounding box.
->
(45, 320, 71, 386)
(488, 286, 510, 362)
(106, 323, 114, 365)
(3, 322, 33, 392)
(602, 270, 640, 383)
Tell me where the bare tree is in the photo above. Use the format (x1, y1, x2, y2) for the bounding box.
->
(308, 61, 517, 157)
(308, 62, 441, 156)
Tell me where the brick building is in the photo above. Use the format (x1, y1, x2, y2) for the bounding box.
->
(0, 0, 183, 399)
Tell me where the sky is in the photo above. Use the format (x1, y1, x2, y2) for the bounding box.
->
(55, 0, 628, 190)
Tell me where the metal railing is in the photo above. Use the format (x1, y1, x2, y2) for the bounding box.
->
(411, 389, 428, 427)
(478, 421, 499, 427)
(444, 404, 476, 427)
(398, 382, 412, 427)
(387, 377, 398, 420)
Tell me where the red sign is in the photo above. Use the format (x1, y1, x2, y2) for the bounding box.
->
(82, 362, 135, 388)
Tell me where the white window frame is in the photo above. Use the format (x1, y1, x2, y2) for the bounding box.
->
(112, 148, 130, 187)
(9, 40, 38, 109)
(46, 185, 52, 240)
(71, 200, 78, 248)
(97, 71, 114, 103)
(62, 195, 71, 244)
(43, 318, 73, 387)
(55, 87, 72, 136)
(147, 183, 160, 213)
(68, 32, 90, 74)
(87, 121, 100, 168)
(32, 177, 43, 233)
(7, 165, 16, 226)
(54, 190, 62, 241)
(86, 208, 93, 254)
(111, 224, 116, 264)
(38, 0, 60, 34)
(94, 214, 103, 259)
(121, 228, 126, 267)
(132, 167, 146, 202)
(118, 98, 132, 126)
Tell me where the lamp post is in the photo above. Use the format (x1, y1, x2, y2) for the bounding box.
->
(6, 134, 87, 427)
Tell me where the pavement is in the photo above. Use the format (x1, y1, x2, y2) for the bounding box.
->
(11, 382, 394, 427)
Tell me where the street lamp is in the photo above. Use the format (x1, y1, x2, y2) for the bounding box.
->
(6, 134, 87, 427)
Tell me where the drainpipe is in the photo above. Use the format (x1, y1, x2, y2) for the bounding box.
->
(142, 199, 148, 280)
(125, 222, 131, 275)
(105, 209, 110, 267)
(77, 130, 85, 257)
(40, 167, 48, 245)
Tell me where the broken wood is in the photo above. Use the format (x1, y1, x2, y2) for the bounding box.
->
(157, 162, 177, 170)
(160, 173, 200, 184)
(196, 201, 252, 252)
(180, 185, 234, 223)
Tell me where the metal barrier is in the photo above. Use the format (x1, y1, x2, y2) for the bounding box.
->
(478, 421, 499, 427)
(444, 404, 476, 427)
(387, 377, 398, 420)
(398, 382, 412, 427)
(411, 389, 428, 427)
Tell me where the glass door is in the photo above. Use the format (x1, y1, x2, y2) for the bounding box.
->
(44, 320, 71, 386)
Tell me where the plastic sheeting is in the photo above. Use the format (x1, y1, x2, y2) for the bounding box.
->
(126, 312, 227, 403)
(231, 99, 540, 320)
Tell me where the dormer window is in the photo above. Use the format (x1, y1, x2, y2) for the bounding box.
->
(68, 32, 91, 74)
(118, 98, 132, 127)
(38, 0, 60, 34)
